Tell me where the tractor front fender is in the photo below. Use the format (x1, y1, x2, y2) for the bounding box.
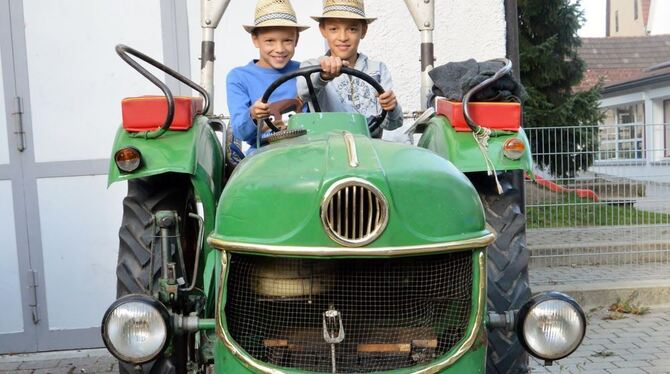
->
(107, 115, 224, 198)
(417, 116, 533, 175)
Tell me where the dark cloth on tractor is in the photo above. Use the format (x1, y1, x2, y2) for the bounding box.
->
(428, 58, 525, 105)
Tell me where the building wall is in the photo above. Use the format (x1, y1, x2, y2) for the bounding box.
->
(360, 0, 507, 114)
(608, 0, 647, 36)
(593, 84, 670, 182)
(647, 0, 670, 35)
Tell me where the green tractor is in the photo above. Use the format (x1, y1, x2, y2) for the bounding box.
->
(100, 1, 586, 373)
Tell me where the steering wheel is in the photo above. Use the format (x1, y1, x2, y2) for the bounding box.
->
(260, 66, 388, 134)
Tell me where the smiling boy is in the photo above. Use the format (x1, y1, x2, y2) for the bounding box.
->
(226, 0, 309, 153)
(297, 0, 403, 138)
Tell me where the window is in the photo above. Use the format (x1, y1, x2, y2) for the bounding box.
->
(615, 10, 619, 32)
(634, 0, 639, 20)
(665, 100, 670, 157)
(599, 103, 645, 160)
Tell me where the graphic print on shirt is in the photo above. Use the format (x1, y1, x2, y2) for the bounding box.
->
(334, 72, 382, 118)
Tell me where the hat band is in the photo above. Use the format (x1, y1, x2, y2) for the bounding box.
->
(322, 5, 366, 17)
(255, 12, 297, 25)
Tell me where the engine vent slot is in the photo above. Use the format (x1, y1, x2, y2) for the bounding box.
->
(321, 178, 388, 247)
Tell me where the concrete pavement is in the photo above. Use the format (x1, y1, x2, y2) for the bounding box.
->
(0, 349, 115, 374)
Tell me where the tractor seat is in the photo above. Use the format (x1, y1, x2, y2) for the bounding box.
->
(121, 96, 203, 132)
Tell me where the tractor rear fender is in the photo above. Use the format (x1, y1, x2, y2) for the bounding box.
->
(417, 116, 533, 175)
(108, 114, 224, 231)
(108, 115, 224, 193)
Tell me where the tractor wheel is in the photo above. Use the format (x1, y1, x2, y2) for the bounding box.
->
(470, 171, 531, 374)
(116, 173, 196, 374)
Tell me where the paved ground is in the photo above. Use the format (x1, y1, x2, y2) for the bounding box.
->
(530, 305, 670, 374)
(2, 307, 669, 373)
(0, 349, 115, 374)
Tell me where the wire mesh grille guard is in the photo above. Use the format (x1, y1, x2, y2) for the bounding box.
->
(225, 252, 474, 372)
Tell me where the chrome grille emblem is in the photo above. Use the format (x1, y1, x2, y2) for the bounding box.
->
(321, 178, 388, 247)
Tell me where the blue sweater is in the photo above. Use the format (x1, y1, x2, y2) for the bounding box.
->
(226, 60, 300, 152)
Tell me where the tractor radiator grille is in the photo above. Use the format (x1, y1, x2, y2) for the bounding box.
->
(224, 252, 474, 372)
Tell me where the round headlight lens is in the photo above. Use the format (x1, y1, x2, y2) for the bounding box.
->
(523, 299, 585, 360)
(103, 300, 168, 363)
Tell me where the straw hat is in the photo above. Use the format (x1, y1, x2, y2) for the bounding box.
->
(311, 0, 377, 24)
(243, 0, 310, 33)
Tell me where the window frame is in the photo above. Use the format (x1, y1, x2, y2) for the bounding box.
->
(598, 103, 646, 161)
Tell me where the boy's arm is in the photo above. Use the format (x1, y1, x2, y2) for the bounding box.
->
(226, 72, 258, 145)
(297, 58, 330, 102)
(379, 62, 404, 131)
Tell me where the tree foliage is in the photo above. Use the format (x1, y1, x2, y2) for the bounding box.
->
(518, 0, 603, 177)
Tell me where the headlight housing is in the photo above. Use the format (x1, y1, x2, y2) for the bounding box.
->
(101, 295, 171, 364)
(517, 291, 586, 361)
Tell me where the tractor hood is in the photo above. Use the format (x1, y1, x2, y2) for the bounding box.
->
(209, 113, 490, 252)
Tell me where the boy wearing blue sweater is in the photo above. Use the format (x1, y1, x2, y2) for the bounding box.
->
(226, 0, 309, 154)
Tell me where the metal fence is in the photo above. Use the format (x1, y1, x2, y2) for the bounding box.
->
(524, 123, 670, 285)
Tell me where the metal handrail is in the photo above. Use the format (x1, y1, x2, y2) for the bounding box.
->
(115, 44, 211, 139)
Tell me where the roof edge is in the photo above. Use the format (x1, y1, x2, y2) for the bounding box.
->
(602, 72, 670, 95)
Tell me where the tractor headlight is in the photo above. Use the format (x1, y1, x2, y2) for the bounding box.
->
(101, 295, 171, 364)
(517, 292, 586, 361)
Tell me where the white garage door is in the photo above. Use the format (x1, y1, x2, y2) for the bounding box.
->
(0, 0, 179, 353)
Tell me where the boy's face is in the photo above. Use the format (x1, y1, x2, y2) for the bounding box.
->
(252, 27, 299, 69)
(320, 18, 367, 63)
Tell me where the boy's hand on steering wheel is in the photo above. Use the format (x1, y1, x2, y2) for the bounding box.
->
(250, 99, 270, 120)
(319, 56, 350, 81)
(378, 90, 397, 112)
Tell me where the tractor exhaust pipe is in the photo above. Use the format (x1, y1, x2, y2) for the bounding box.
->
(403, 0, 435, 110)
(200, 0, 231, 114)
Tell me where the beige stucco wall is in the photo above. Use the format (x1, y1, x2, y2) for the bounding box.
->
(608, 0, 647, 36)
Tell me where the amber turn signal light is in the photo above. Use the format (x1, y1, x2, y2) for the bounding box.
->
(503, 138, 525, 160)
(115, 147, 142, 173)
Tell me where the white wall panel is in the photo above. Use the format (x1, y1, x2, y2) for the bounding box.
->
(0, 55, 9, 165)
(363, 0, 507, 113)
(186, 0, 326, 116)
(37, 176, 125, 330)
(186, 0, 505, 117)
(0, 181, 23, 334)
(23, 0, 164, 163)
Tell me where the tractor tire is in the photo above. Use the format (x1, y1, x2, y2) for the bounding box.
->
(116, 173, 196, 374)
(470, 171, 531, 374)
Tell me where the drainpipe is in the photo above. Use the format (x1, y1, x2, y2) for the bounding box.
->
(505, 0, 520, 81)
(200, 0, 231, 114)
(403, 0, 435, 110)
